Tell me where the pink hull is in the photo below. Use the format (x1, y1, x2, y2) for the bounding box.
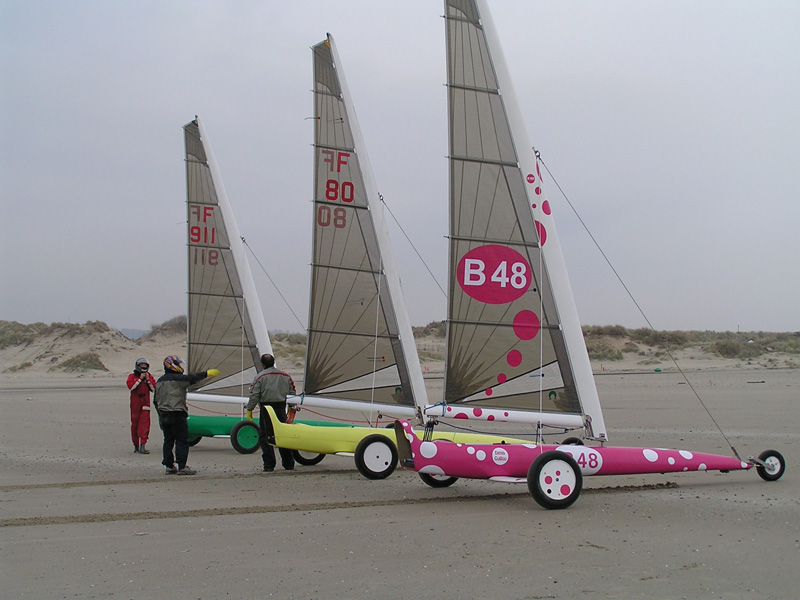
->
(396, 421, 751, 479)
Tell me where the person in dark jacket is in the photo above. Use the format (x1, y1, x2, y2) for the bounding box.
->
(153, 355, 218, 475)
(246, 353, 296, 472)
(126, 357, 155, 454)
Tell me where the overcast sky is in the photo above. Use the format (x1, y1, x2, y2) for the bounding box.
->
(2, 1, 799, 334)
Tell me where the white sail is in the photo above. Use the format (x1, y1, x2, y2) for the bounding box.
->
(183, 118, 272, 400)
(300, 35, 427, 418)
(437, 0, 606, 439)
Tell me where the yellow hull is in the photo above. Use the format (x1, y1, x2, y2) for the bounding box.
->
(263, 406, 531, 454)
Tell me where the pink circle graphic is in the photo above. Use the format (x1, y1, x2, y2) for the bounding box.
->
(457, 245, 531, 305)
(507, 349, 522, 367)
(535, 221, 547, 246)
(560, 484, 572, 496)
(531, 203, 537, 210)
(544, 475, 553, 485)
(534, 186, 542, 196)
(497, 373, 507, 384)
(472, 408, 483, 417)
(487, 414, 495, 421)
(484, 388, 493, 396)
(542, 200, 551, 215)
(513, 310, 541, 340)
(526, 173, 535, 183)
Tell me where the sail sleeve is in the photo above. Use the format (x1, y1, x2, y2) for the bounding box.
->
(442, 0, 606, 439)
(183, 118, 272, 397)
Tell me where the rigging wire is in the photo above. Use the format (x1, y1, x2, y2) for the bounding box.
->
(379, 194, 447, 299)
(536, 149, 743, 460)
(241, 236, 306, 331)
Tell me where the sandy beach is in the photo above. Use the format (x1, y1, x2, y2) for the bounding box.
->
(1, 362, 798, 600)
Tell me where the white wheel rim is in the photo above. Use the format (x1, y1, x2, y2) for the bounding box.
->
(363, 441, 393, 473)
(538, 459, 577, 500)
(764, 456, 781, 474)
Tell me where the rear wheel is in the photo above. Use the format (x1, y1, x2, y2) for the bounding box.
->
(354, 434, 397, 480)
(756, 449, 786, 481)
(187, 436, 202, 446)
(292, 450, 326, 466)
(527, 450, 583, 510)
(230, 420, 260, 454)
(419, 473, 459, 488)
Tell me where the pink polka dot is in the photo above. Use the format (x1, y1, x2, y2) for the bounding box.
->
(454, 412, 467, 419)
(544, 475, 553, 485)
(472, 408, 483, 417)
(504, 412, 509, 417)
(531, 203, 537, 210)
(526, 173, 535, 183)
(484, 388, 493, 396)
(497, 373, 507, 384)
(542, 200, 551, 215)
(507, 349, 522, 367)
(560, 484, 571, 496)
(513, 310, 541, 340)
(534, 186, 542, 196)
(535, 221, 547, 246)
(487, 415, 495, 421)
(555, 470, 562, 476)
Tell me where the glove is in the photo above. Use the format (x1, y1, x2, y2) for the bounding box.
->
(246, 410, 254, 422)
(207, 368, 219, 377)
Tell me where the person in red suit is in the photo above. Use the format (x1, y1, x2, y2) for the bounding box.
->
(126, 358, 155, 454)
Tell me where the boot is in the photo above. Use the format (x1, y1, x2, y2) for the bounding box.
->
(139, 444, 150, 454)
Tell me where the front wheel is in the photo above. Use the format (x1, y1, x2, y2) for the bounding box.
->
(527, 450, 583, 510)
(354, 434, 397, 480)
(292, 450, 326, 466)
(419, 472, 459, 488)
(230, 420, 260, 454)
(756, 449, 786, 481)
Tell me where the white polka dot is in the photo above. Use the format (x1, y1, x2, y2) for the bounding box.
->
(643, 449, 659, 462)
(679, 450, 693, 460)
(698, 463, 707, 471)
(467, 446, 476, 455)
(420, 465, 446, 475)
(523, 444, 537, 449)
(740, 461, 749, 469)
(476, 450, 486, 461)
(420, 441, 438, 459)
(668, 457, 675, 465)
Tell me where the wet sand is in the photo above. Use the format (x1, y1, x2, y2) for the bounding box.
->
(1, 368, 798, 599)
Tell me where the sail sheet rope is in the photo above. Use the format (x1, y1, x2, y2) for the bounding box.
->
(537, 151, 742, 460)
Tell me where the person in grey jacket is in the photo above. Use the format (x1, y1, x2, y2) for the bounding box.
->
(153, 355, 218, 475)
(246, 353, 296, 472)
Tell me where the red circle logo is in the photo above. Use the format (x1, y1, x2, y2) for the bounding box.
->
(456, 245, 531, 305)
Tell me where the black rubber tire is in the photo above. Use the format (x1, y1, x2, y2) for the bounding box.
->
(354, 434, 398, 480)
(756, 449, 786, 481)
(187, 436, 202, 447)
(230, 420, 260, 454)
(561, 437, 584, 445)
(292, 450, 326, 466)
(527, 450, 583, 510)
(419, 472, 459, 488)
